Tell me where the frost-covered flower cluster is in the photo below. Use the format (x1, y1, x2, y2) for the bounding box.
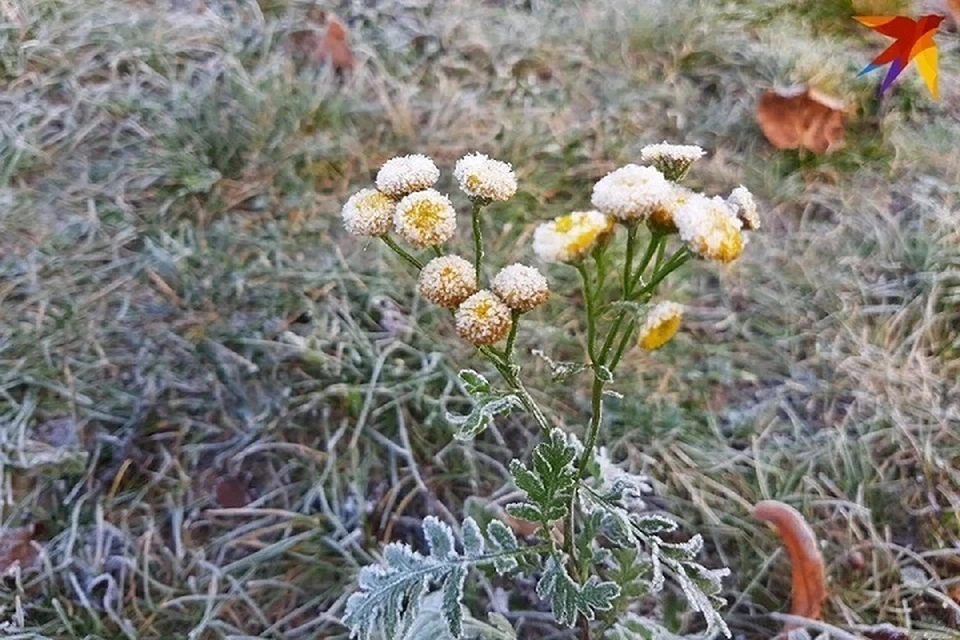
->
(493, 264, 550, 312)
(376, 154, 440, 197)
(641, 142, 705, 181)
(648, 185, 694, 234)
(338, 142, 757, 640)
(674, 194, 745, 264)
(394, 189, 458, 247)
(455, 290, 513, 345)
(341, 188, 396, 237)
(727, 185, 760, 231)
(454, 153, 518, 202)
(591, 164, 671, 221)
(533, 210, 614, 263)
(418, 255, 477, 308)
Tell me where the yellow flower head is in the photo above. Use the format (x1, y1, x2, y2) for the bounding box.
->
(376, 154, 440, 198)
(637, 301, 683, 350)
(341, 188, 396, 237)
(533, 210, 614, 263)
(453, 152, 517, 202)
(393, 189, 457, 248)
(591, 164, 671, 222)
(727, 185, 760, 231)
(640, 142, 705, 182)
(418, 255, 477, 308)
(674, 194, 745, 264)
(492, 263, 549, 312)
(648, 185, 694, 234)
(455, 290, 512, 345)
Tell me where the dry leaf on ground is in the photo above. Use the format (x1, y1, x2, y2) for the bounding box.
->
(753, 500, 826, 629)
(288, 11, 354, 73)
(0, 524, 41, 574)
(757, 85, 847, 154)
(215, 475, 252, 508)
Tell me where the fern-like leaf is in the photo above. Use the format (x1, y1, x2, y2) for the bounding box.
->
(507, 428, 580, 527)
(536, 556, 619, 627)
(344, 516, 520, 639)
(446, 370, 524, 440)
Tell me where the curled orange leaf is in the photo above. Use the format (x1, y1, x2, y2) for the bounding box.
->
(756, 85, 847, 154)
(753, 500, 826, 628)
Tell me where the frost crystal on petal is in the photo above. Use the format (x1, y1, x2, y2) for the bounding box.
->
(454, 152, 518, 202)
(591, 164, 671, 221)
(376, 154, 440, 197)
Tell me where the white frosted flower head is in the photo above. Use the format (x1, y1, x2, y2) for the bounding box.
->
(637, 301, 683, 350)
(393, 189, 457, 248)
(376, 154, 440, 198)
(640, 142, 706, 181)
(727, 185, 760, 231)
(492, 263, 549, 313)
(418, 255, 477, 308)
(674, 194, 745, 264)
(453, 152, 517, 202)
(591, 164, 671, 222)
(455, 290, 512, 345)
(532, 210, 615, 263)
(648, 185, 695, 234)
(341, 188, 396, 236)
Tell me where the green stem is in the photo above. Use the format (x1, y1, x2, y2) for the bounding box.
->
(504, 310, 521, 362)
(599, 233, 659, 363)
(598, 310, 626, 364)
(654, 235, 667, 271)
(622, 223, 638, 297)
(479, 347, 550, 432)
(576, 263, 598, 364)
(380, 235, 423, 270)
(576, 373, 605, 480)
(631, 250, 691, 300)
(628, 232, 664, 293)
(471, 201, 484, 284)
(431, 245, 443, 258)
(608, 318, 636, 371)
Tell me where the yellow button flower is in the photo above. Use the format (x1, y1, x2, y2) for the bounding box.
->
(533, 210, 614, 263)
(637, 302, 683, 350)
(674, 194, 745, 264)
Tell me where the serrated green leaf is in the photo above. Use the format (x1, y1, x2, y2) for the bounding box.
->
(448, 393, 523, 441)
(442, 565, 467, 637)
(658, 534, 703, 561)
(505, 502, 543, 524)
(633, 514, 678, 535)
(458, 369, 490, 395)
(486, 520, 519, 576)
(462, 517, 484, 559)
(509, 460, 545, 499)
(510, 429, 580, 527)
(536, 556, 620, 628)
(424, 516, 456, 560)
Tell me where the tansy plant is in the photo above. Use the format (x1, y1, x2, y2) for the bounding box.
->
(338, 146, 760, 639)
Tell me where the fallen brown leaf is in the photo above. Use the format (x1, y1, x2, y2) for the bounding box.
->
(753, 500, 826, 630)
(757, 85, 847, 154)
(0, 524, 41, 574)
(288, 12, 354, 74)
(215, 475, 252, 508)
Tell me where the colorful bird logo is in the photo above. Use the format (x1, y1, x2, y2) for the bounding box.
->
(855, 14, 945, 100)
